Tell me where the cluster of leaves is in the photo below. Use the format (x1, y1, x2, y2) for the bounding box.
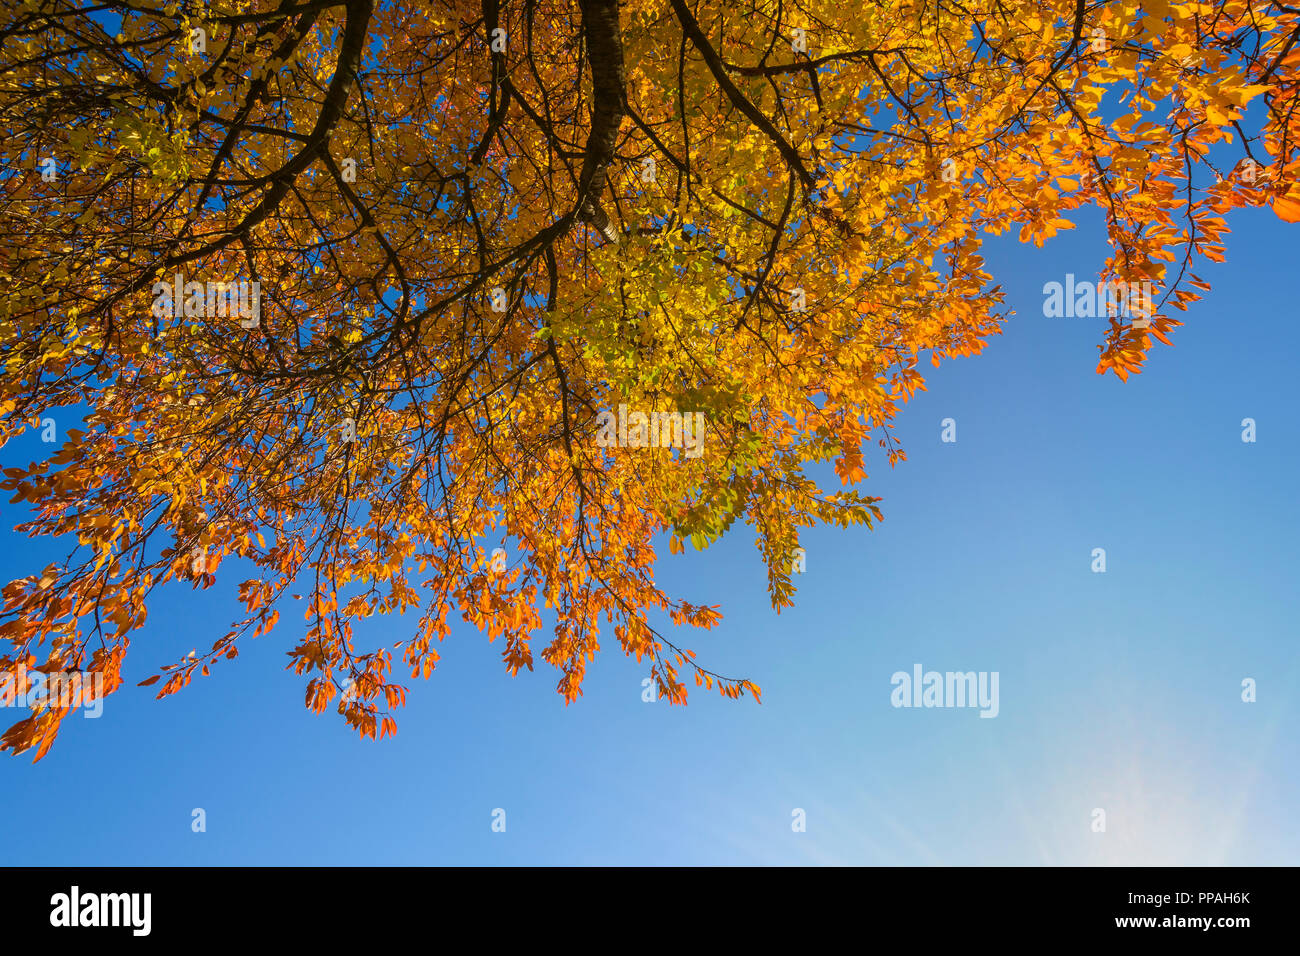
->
(0, 0, 1295, 759)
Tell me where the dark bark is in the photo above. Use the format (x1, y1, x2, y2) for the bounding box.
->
(576, 0, 624, 242)
(667, 0, 814, 190)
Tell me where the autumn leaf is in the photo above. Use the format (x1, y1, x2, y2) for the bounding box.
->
(1273, 194, 1300, 223)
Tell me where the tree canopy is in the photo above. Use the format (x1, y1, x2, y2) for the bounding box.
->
(1, 0, 1296, 759)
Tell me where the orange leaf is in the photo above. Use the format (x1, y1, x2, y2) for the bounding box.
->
(1272, 194, 1300, 223)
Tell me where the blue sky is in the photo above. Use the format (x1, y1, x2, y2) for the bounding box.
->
(1, 203, 1296, 866)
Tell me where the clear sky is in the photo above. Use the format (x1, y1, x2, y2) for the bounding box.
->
(1, 202, 1296, 866)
